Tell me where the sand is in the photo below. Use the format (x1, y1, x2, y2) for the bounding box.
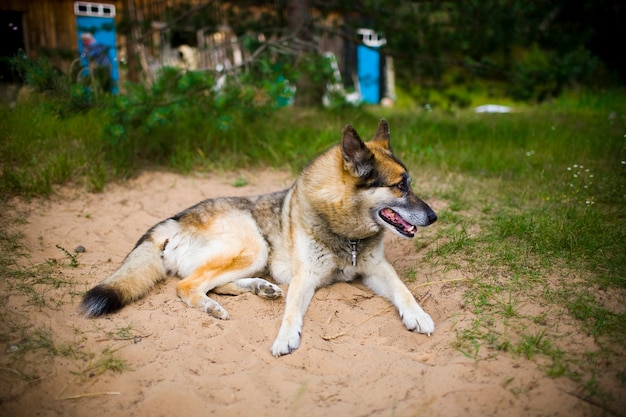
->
(0, 170, 605, 417)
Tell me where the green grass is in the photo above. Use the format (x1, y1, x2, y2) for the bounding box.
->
(1, 87, 625, 411)
(0, 104, 108, 195)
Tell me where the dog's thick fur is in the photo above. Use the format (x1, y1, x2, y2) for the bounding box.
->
(80, 119, 437, 356)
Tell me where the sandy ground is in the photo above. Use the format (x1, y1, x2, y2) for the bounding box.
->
(0, 170, 609, 417)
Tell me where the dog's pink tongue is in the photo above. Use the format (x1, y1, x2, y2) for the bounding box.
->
(381, 208, 415, 232)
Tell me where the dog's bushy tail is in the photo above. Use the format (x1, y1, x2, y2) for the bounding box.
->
(80, 235, 166, 317)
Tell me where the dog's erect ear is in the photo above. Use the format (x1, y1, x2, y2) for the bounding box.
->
(370, 118, 391, 150)
(341, 125, 374, 178)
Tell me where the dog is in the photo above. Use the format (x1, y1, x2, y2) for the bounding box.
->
(80, 119, 437, 357)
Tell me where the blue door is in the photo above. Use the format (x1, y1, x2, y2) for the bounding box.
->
(356, 29, 386, 104)
(357, 45, 380, 104)
(74, 2, 119, 93)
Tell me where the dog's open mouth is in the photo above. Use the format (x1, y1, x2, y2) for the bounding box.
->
(379, 208, 417, 238)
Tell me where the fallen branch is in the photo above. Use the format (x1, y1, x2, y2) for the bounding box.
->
(563, 390, 621, 417)
(321, 305, 393, 341)
(95, 333, 153, 343)
(411, 277, 469, 290)
(57, 391, 121, 400)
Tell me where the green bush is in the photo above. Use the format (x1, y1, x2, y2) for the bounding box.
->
(8, 53, 106, 114)
(508, 45, 560, 101)
(508, 45, 599, 102)
(103, 62, 296, 174)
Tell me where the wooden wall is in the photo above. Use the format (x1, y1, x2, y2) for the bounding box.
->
(1, 0, 119, 57)
(0, 1, 220, 61)
(0, 0, 201, 76)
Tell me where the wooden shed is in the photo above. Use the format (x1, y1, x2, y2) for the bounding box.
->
(1, 1, 116, 78)
(0, 0, 218, 83)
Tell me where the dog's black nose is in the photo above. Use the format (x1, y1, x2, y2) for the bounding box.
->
(427, 211, 437, 224)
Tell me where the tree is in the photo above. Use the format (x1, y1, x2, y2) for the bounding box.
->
(286, 0, 324, 106)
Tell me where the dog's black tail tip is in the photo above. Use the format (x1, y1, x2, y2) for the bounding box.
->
(79, 285, 124, 317)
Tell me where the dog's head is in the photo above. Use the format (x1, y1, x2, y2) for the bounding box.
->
(341, 119, 437, 238)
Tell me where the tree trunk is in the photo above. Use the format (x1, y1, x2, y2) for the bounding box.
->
(287, 0, 312, 39)
(286, 0, 320, 107)
(125, 0, 151, 84)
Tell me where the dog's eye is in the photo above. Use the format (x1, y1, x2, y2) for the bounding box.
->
(395, 177, 410, 193)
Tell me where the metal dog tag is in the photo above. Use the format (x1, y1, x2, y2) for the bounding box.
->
(349, 240, 358, 267)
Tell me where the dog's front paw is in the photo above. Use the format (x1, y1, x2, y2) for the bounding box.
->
(271, 329, 301, 357)
(402, 309, 435, 336)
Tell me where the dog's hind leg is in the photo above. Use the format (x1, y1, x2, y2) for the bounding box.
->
(175, 230, 269, 319)
(213, 278, 283, 299)
(177, 252, 266, 319)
